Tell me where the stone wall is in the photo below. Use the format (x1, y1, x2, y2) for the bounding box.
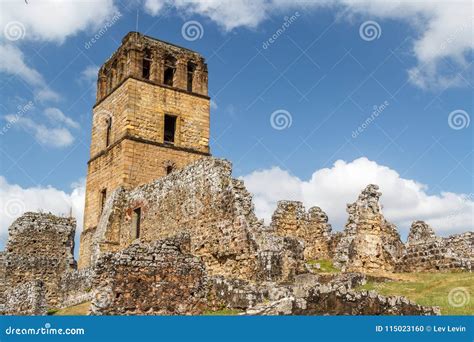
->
(271, 202, 332, 260)
(2, 280, 47, 316)
(244, 273, 440, 316)
(398, 221, 472, 272)
(90, 234, 208, 315)
(60, 268, 94, 308)
(0, 252, 5, 311)
(83, 157, 304, 282)
(333, 185, 405, 272)
(3, 213, 76, 308)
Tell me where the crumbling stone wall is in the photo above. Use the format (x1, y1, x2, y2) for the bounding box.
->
(90, 234, 208, 315)
(84, 158, 304, 282)
(60, 268, 94, 308)
(2, 280, 47, 316)
(239, 273, 439, 316)
(0, 252, 5, 311)
(3, 213, 76, 308)
(271, 201, 332, 260)
(398, 221, 472, 272)
(333, 185, 405, 272)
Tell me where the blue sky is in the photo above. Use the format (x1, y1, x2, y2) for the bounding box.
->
(0, 0, 472, 248)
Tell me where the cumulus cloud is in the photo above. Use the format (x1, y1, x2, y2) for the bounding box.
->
(0, 44, 59, 102)
(79, 65, 99, 84)
(241, 157, 473, 238)
(0, 176, 85, 253)
(0, 0, 118, 103)
(4, 108, 80, 148)
(43, 107, 80, 129)
(0, 0, 118, 43)
(143, 0, 473, 89)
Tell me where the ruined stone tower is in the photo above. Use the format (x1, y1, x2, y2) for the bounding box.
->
(79, 32, 210, 268)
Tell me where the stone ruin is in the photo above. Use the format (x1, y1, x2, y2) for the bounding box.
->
(398, 221, 472, 272)
(270, 201, 332, 260)
(0, 213, 92, 315)
(333, 184, 405, 272)
(0, 158, 472, 316)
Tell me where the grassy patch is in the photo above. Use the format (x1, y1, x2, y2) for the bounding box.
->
(52, 301, 91, 316)
(356, 272, 473, 315)
(46, 308, 59, 315)
(307, 259, 340, 273)
(202, 308, 243, 316)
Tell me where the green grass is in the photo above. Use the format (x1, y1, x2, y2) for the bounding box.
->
(356, 272, 473, 315)
(307, 259, 340, 273)
(52, 301, 91, 316)
(202, 308, 243, 316)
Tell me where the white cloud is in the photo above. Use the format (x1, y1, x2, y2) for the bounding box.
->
(0, 0, 118, 43)
(0, 44, 60, 102)
(79, 65, 99, 84)
(0, 176, 85, 253)
(0, 0, 118, 103)
(241, 157, 473, 238)
(43, 107, 80, 129)
(143, 0, 473, 89)
(4, 114, 75, 148)
(144, 0, 168, 15)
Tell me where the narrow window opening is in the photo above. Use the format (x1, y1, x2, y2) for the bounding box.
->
(166, 165, 174, 175)
(164, 115, 177, 144)
(132, 207, 141, 239)
(187, 62, 196, 92)
(105, 117, 112, 147)
(163, 56, 176, 86)
(100, 188, 107, 214)
(142, 49, 151, 80)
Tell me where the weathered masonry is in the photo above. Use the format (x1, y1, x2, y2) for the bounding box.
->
(80, 32, 211, 268)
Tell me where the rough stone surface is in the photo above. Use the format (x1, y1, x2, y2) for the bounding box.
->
(244, 273, 440, 316)
(271, 201, 332, 260)
(90, 234, 207, 315)
(83, 157, 304, 283)
(398, 222, 472, 272)
(2, 213, 76, 308)
(60, 268, 94, 308)
(407, 221, 437, 246)
(333, 185, 405, 272)
(2, 280, 47, 315)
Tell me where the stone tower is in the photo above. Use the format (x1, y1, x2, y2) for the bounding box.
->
(79, 32, 210, 268)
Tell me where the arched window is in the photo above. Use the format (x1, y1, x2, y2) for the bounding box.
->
(105, 117, 112, 147)
(166, 165, 173, 175)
